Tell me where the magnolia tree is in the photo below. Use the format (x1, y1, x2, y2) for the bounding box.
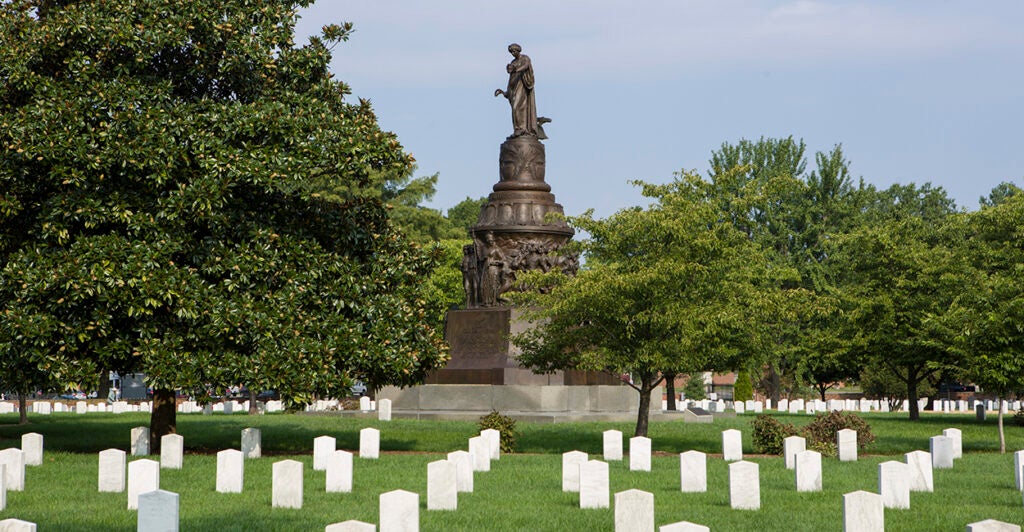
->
(0, 1, 447, 445)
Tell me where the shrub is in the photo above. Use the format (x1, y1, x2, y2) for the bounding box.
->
(750, 414, 798, 454)
(1015, 406, 1024, 427)
(734, 371, 754, 402)
(478, 411, 518, 453)
(800, 410, 875, 457)
(682, 374, 707, 401)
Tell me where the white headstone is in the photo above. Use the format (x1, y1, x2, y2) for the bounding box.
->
(777, 399, 788, 412)
(325, 521, 376, 532)
(977, 403, 987, 421)
(659, 522, 709, 532)
(35, 402, 51, 415)
(904, 450, 934, 492)
(98, 448, 127, 492)
(679, 450, 707, 493)
(481, 429, 501, 461)
(734, 402, 745, 414)
(359, 396, 372, 411)
(729, 460, 759, 510)
(216, 449, 244, 493)
(614, 489, 654, 532)
(272, 460, 303, 509)
(427, 459, 457, 511)
(562, 450, 588, 492)
(20, 433, 42, 467)
(843, 490, 883, 532)
(313, 435, 336, 471)
(942, 428, 963, 459)
(379, 489, 418, 532)
(603, 430, 623, 461)
(629, 436, 651, 472)
(74, 401, 87, 414)
(326, 450, 353, 493)
(1015, 450, 1024, 491)
(966, 520, 1022, 532)
(360, 428, 380, 460)
(446, 450, 473, 493)
(878, 460, 910, 509)
(468, 436, 489, 472)
(0, 519, 36, 532)
(137, 489, 179, 532)
(160, 434, 183, 469)
(131, 427, 150, 456)
(112, 401, 128, 414)
(0, 449, 25, 491)
(838, 429, 857, 462)
(241, 428, 261, 459)
(579, 460, 610, 509)
(127, 459, 160, 510)
(794, 449, 822, 492)
(722, 429, 743, 461)
(783, 435, 806, 470)
(378, 398, 392, 421)
(223, 400, 234, 415)
(0, 465, 5, 511)
(930, 435, 954, 469)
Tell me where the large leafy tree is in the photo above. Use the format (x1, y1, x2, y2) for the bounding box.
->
(0, 1, 447, 440)
(953, 192, 1024, 452)
(829, 206, 966, 421)
(512, 172, 767, 437)
(708, 138, 861, 401)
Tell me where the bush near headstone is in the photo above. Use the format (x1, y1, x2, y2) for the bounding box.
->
(477, 411, 518, 453)
(750, 411, 875, 457)
(750, 415, 797, 454)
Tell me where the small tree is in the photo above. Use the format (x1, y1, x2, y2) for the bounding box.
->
(733, 371, 754, 402)
(682, 374, 707, 401)
(512, 172, 766, 437)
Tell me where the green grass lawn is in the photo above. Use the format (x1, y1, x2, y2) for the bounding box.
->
(1, 410, 1022, 531)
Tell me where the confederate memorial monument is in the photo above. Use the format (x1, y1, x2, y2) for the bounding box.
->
(381, 44, 632, 418)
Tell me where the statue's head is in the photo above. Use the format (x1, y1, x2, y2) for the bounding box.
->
(508, 43, 522, 56)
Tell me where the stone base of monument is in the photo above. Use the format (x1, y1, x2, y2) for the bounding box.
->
(378, 384, 648, 422)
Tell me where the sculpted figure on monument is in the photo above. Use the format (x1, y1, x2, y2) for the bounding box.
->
(461, 244, 479, 308)
(480, 232, 512, 307)
(494, 43, 539, 138)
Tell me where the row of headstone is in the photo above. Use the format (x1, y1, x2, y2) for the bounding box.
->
(682, 397, 1024, 415)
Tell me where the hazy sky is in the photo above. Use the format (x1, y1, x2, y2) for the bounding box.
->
(295, 1, 1024, 218)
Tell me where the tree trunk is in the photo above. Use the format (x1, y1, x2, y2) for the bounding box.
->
(150, 388, 177, 453)
(17, 392, 28, 425)
(817, 384, 827, 402)
(907, 372, 920, 421)
(767, 365, 781, 404)
(998, 399, 1006, 454)
(664, 372, 677, 411)
(97, 369, 111, 403)
(248, 389, 258, 415)
(634, 385, 652, 437)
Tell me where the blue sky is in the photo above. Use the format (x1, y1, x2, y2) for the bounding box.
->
(295, 1, 1024, 218)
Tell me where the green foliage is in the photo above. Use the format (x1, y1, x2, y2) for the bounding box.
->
(801, 411, 875, 456)
(859, 360, 936, 412)
(446, 196, 488, 237)
(511, 172, 770, 436)
(420, 238, 470, 327)
(750, 414, 798, 454)
(478, 411, 518, 453)
(681, 374, 707, 401)
(0, 1, 447, 425)
(829, 197, 964, 419)
(733, 371, 754, 402)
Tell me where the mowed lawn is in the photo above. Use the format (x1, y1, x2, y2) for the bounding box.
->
(1, 410, 1022, 531)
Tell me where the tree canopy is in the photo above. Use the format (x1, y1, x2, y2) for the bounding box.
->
(512, 172, 768, 436)
(0, 1, 447, 438)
